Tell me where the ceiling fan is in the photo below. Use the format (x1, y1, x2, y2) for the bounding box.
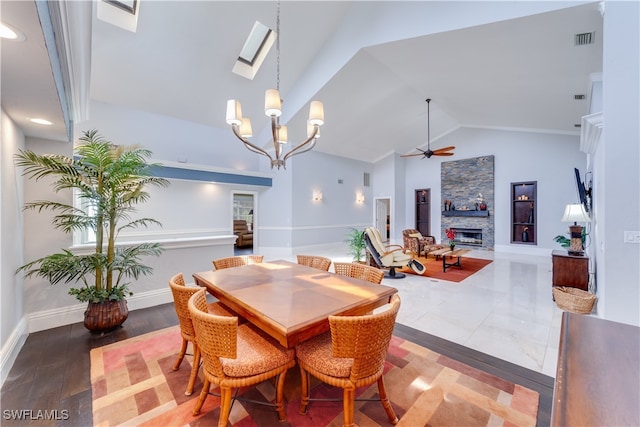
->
(401, 98, 455, 159)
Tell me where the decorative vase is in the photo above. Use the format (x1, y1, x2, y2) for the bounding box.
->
(522, 229, 529, 242)
(449, 243, 456, 251)
(84, 299, 129, 333)
(479, 203, 487, 211)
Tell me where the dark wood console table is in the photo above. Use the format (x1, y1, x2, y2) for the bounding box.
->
(551, 312, 640, 426)
(552, 250, 589, 291)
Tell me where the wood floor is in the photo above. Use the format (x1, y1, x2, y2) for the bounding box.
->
(1, 303, 554, 426)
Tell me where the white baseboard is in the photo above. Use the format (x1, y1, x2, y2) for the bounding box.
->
(1, 317, 28, 387)
(494, 244, 552, 257)
(27, 288, 174, 333)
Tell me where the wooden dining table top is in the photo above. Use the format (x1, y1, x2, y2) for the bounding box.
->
(193, 260, 398, 348)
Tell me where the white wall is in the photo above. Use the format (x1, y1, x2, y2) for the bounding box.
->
(79, 100, 262, 172)
(598, 0, 640, 326)
(1, 110, 27, 384)
(290, 150, 372, 247)
(404, 127, 586, 255)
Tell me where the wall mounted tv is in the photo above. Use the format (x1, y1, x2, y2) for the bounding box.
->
(574, 167, 592, 213)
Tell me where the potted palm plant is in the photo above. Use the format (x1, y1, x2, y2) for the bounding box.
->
(15, 130, 169, 332)
(344, 227, 366, 263)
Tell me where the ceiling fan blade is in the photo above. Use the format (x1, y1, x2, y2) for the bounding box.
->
(400, 153, 426, 158)
(432, 146, 456, 154)
(433, 152, 455, 156)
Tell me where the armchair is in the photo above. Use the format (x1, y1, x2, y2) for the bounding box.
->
(364, 227, 424, 278)
(402, 228, 444, 257)
(233, 220, 253, 247)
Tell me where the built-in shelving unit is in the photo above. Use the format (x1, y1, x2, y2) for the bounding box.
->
(511, 181, 537, 244)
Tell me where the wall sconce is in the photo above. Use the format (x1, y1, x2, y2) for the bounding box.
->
(313, 191, 323, 201)
(356, 194, 365, 204)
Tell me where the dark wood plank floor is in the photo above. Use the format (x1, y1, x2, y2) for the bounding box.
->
(1, 303, 554, 426)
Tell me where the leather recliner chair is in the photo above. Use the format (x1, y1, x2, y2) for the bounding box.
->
(233, 220, 253, 247)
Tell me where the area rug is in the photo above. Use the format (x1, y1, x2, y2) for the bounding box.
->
(400, 255, 493, 283)
(90, 326, 538, 426)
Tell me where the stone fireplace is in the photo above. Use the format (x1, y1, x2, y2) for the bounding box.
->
(441, 155, 495, 249)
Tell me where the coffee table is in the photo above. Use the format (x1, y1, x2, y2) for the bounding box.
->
(430, 248, 471, 272)
(193, 260, 397, 348)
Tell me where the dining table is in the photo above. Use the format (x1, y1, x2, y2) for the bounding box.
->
(193, 260, 398, 348)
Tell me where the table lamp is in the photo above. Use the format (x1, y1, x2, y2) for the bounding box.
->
(561, 204, 590, 255)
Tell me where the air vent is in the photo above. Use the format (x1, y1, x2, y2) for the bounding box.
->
(363, 172, 370, 187)
(574, 124, 582, 128)
(575, 32, 594, 46)
(574, 94, 586, 100)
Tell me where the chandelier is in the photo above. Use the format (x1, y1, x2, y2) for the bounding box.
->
(225, 1, 325, 170)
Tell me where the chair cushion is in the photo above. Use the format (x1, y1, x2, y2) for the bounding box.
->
(408, 232, 422, 238)
(221, 324, 294, 377)
(296, 331, 353, 378)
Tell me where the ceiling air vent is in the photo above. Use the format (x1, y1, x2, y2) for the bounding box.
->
(575, 32, 595, 46)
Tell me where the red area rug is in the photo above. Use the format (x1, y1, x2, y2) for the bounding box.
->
(401, 255, 493, 282)
(91, 326, 538, 426)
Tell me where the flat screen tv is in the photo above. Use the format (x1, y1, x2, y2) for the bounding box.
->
(574, 167, 590, 212)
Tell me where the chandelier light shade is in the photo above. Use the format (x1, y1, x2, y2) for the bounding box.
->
(226, 2, 325, 170)
(561, 203, 590, 255)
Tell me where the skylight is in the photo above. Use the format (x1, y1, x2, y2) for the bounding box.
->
(232, 21, 276, 80)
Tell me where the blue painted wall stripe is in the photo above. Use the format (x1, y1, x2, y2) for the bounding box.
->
(149, 165, 272, 187)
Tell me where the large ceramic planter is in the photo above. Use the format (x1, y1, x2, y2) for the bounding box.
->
(84, 299, 129, 333)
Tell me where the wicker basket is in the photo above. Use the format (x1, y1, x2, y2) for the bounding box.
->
(552, 287, 596, 314)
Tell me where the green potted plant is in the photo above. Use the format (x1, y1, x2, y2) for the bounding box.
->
(554, 228, 587, 249)
(15, 130, 169, 332)
(344, 227, 366, 263)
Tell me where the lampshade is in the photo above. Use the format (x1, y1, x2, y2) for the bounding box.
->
(308, 101, 324, 126)
(561, 204, 590, 224)
(225, 99, 242, 126)
(239, 118, 252, 137)
(264, 89, 282, 117)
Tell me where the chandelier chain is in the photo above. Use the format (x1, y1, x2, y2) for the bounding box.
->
(276, 0, 280, 92)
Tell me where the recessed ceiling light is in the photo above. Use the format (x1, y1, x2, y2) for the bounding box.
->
(0, 21, 26, 41)
(28, 118, 53, 126)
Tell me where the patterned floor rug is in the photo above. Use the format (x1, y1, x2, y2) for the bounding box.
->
(400, 255, 493, 283)
(91, 326, 538, 426)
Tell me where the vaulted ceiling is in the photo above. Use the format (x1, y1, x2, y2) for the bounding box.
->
(2, 1, 603, 163)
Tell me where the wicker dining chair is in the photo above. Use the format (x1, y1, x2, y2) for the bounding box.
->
(188, 288, 296, 427)
(169, 273, 236, 396)
(296, 254, 332, 271)
(212, 255, 264, 270)
(333, 262, 384, 284)
(296, 294, 401, 427)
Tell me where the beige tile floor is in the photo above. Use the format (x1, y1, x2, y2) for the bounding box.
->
(259, 244, 562, 378)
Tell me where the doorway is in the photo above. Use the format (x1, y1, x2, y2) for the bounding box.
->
(375, 198, 391, 242)
(232, 192, 256, 254)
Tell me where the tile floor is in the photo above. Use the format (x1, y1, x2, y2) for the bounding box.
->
(255, 244, 562, 378)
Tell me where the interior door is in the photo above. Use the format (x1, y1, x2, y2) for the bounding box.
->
(375, 198, 390, 242)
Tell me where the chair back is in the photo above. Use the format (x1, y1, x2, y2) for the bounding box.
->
(333, 262, 384, 284)
(213, 255, 264, 270)
(402, 228, 421, 254)
(233, 220, 250, 234)
(363, 227, 385, 266)
(296, 255, 332, 271)
(169, 273, 200, 339)
(329, 294, 401, 381)
(188, 288, 238, 379)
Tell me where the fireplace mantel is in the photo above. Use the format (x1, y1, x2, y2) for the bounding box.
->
(442, 210, 489, 217)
